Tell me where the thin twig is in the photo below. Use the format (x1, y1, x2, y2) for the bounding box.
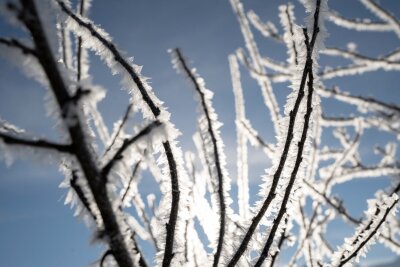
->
(104, 103, 134, 156)
(338, 199, 399, 266)
(102, 120, 161, 179)
(0, 132, 72, 153)
(173, 48, 226, 267)
(76, 0, 86, 81)
(0, 37, 37, 56)
(70, 170, 98, 222)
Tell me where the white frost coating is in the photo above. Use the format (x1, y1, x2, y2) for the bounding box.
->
(0, 118, 25, 135)
(317, 87, 400, 120)
(0, 40, 47, 86)
(78, 0, 93, 16)
(184, 221, 209, 266)
(230, 0, 282, 138)
(192, 133, 215, 194)
(240, 119, 274, 158)
(247, 10, 282, 42)
(375, 143, 397, 167)
(301, 0, 329, 57)
(327, 12, 392, 32)
(320, 47, 400, 80)
(77, 80, 111, 147)
(153, 138, 191, 266)
(229, 54, 250, 221)
(125, 213, 151, 241)
(347, 42, 357, 52)
(331, 166, 400, 185)
(360, 0, 400, 38)
(253, 0, 325, 261)
(174, 59, 234, 258)
(0, 120, 71, 168)
(60, 4, 167, 121)
(320, 122, 363, 191)
(36, 0, 60, 55)
(279, 3, 299, 66)
(184, 151, 216, 242)
(59, 161, 103, 228)
(57, 3, 192, 264)
(261, 56, 291, 74)
(330, 193, 398, 267)
(57, 21, 73, 69)
(74, 0, 92, 81)
(321, 47, 372, 63)
(183, 153, 211, 265)
(2, 0, 399, 265)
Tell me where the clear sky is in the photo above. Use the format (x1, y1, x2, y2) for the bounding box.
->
(0, 0, 399, 266)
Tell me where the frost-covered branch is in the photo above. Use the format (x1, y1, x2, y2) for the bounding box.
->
(327, 12, 392, 32)
(230, 0, 282, 137)
(318, 87, 400, 115)
(172, 48, 231, 267)
(0, 132, 72, 153)
(227, 1, 322, 265)
(69, 169, 98, 222)
(104, 102, 134, 156)
(255, 23, 319, 266)
(230, 54, 251, 221)
(1, 0, 399, 266)
(0, 37, 37, 56)
(331, 194, 399, 267)
(247, 10, 283, 43)
(76, 0, 90, 81)
(359, 0, 400, 38)
(102, 120, 162, 179)
(55, 2, 189, 266)
(16, 1, 141, 266)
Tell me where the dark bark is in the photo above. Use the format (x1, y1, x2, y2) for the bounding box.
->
(173, 48, 227, 267)
(0, 132, 72, 153)
(55, 3, 182, 265)
(19, 1, 137, 266)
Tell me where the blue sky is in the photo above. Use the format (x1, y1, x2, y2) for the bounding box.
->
(0, 0, 400, 266)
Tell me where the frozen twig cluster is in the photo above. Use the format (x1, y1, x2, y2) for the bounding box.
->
(0, 0, 399, 266)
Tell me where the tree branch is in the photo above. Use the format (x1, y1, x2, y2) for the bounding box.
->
(338, 199, 398, 266)
(254, 23, 319, 266)
(227, 2, 321, 263)
(104, 102, 134, 156)
(101, 120, 162, 179)
(0, 132, 72, 153)
(173, 48, 227, 267)
(0, 37, 37, 56)
(55, 4, 182, 265)
(18, 1, 139, 266)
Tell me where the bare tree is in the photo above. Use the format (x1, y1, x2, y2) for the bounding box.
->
(0, 0, 399, 266)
